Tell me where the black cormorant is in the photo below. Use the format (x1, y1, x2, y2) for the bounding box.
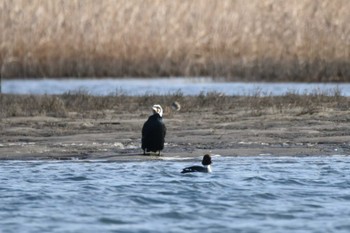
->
(142, 105, 166, 155)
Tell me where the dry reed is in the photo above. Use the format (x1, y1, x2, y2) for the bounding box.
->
(1, 0, 350, 81)
(1, 90, 348, 118)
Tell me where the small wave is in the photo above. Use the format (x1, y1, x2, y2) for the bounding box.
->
(333, 180, 350, 187)
(335, 224, 350, 231)
(160, 157, 193, 161)
(23, 193, 46, 201)
(153, 211, 188, 220)
(302, 203, 323, 209)
(252, 192, 279, 200)
(267, 213, 296, 220)
(64, 176, 90, 181)
(129, 195, 167, 205)
(274, 178, 306, 186)
(99, 217, 131, 225)
(337, 195, 350, 201)
(243, 176, 268, 182)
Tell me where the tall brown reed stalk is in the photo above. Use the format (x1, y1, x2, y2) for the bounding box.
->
(1, 0, 350, 81)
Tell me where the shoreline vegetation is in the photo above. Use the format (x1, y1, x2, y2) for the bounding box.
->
(0, 89, 347, 118)
(0, 90, 350, 161)
(1, 0, 350, 82)
(1, 91, 350, 160)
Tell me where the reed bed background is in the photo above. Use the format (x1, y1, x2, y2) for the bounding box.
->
(1, 0, 350, 81)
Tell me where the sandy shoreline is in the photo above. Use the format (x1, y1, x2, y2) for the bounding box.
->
(1, 100, 350, 161)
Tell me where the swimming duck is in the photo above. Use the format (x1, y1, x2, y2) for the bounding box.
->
(181, 154, 212, 173)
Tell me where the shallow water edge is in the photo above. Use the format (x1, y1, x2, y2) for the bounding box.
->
(3, 78, 350, 96)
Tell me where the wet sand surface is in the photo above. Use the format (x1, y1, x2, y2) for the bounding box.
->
(1, 105, 350, 160)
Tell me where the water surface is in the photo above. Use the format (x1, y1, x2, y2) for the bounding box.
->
(1, 156, 350, 233)
(3, 78, 349, 96)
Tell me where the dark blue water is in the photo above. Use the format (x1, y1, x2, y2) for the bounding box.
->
(3, 78, 349, 96)
(1, 156, 350, 233)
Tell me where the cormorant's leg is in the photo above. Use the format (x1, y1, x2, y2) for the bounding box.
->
(143, 149, 146, 155)
(158, 151, 161, 156)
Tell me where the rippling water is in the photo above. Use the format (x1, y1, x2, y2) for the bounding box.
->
(3, 78, 349, 96)
(1, 156, 350, 233)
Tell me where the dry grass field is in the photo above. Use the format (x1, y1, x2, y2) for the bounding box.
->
(1, 0, 350, 81)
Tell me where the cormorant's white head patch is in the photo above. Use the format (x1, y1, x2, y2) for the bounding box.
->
(152, 104, 163, 117)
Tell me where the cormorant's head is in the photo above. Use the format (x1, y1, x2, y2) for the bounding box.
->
(152, 104, 163, 117)
(202, 154, 212, 166)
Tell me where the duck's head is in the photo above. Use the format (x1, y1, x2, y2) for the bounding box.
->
(202, 154, 212, 166)
(152, 104, 163, 117)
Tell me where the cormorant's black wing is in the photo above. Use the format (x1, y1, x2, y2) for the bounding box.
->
(141, 114, 166, 153)
(141, 116, 153, 149)
(141, 118, 150, 139)
(160, 118, 166, 137)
